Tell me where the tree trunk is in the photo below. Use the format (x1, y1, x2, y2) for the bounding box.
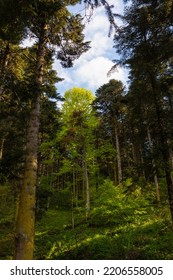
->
(0, 42, 10, 98)
(15, 95, 40, 260)
(139, 147, 146, 180)
(147, 127, 160, 204)
(82, 143, 90, 219)
(0, 136, 5, 160)
(14, 26, 46, 259)
(170, 151, 173, 171)
(114, 119, 122, 184)
(113, 158, 118, 186)
(85, 165, 90, 215)
(149, 73, 173, 220)
(71, 164, 75, 229)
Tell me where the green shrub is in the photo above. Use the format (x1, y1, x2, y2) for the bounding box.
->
(89, 179, 152, 226)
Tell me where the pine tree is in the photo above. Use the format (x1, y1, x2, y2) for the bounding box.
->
(94, 79, 126, 185)
(14, 0, 90, 260)
(113, 0, 173, 219)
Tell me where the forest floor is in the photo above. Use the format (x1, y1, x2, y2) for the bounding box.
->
(0, 210, 173, 260)
(34, 208, 173, 260)
(1, 195, 173, 260)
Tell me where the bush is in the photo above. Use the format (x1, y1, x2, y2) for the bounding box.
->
(89, 179, 152, 226)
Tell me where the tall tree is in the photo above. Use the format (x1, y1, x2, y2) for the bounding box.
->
(113, 0, 173, 218)
(59, 87, 96, 219)
(125, 80, 162, 200)
(14, 0, 90, 260)
(94, 79, 126, 185)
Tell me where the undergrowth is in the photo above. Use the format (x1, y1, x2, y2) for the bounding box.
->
(34, 206, 173, 260)
(1, 180, 173, 260)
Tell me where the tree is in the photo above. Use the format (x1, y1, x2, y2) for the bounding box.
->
(14, 0, 90, 260)
(113, 0, 173, 218)
(0, 0, 134, 259)
(124, 80, 162, 202)
(0, 46, 32, 184)
(59, 87, 96, 219)
(94, 79, 126, 185)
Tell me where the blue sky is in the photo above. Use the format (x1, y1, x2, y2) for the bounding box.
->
(54, 0, 129, 96)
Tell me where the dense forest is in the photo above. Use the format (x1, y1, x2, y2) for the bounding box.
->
(1, 0, 173, 260)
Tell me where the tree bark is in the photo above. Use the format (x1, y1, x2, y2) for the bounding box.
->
(113, 158, 118, 186)
(139, 147, 146, 179)
(14, 95, 40, 259)
(82, 142, 90, 219)
(114, 119, 122, 184)
(147, 126, 160, 204)
(0, 42, 10, 98)
(0, 136, 6, 160)
(14, 26, 46, 259)
(71, 165, 76, 229)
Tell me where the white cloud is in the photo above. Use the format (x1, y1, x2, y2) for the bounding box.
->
(54, 0, 128, 95)
(55, 56, 128, 94)
(73, 32, 113, 68)
(53, 60, 74, 95)
(20, 37, 36, 48)
(74, 56, 127, 91)
(84, 7, 110, 36)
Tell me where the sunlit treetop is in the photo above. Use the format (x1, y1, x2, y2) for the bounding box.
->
(62, 87, 95, 117)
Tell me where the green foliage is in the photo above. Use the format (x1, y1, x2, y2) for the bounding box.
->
(62, 88, 95, 116)
(34, 206, 173, 260)
(1, 0, 173, 261)
(1, 186, 173, 260)
(113, 0, 173, 214)
(51, 189, 72, 209)
(0, 184, 15, 260)
(90, 179, 152, 226)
